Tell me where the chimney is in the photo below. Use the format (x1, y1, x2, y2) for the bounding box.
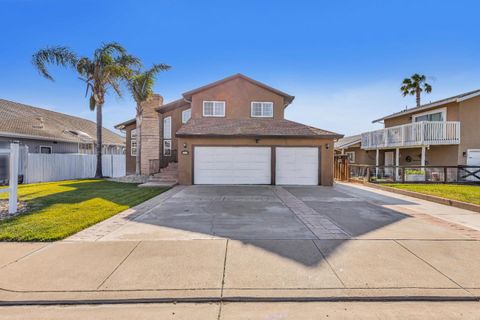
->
(140, 94, 163, 174)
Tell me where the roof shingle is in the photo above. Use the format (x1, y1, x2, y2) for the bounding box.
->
(176, 118, 342, 138)
(0, 99, 125, 145)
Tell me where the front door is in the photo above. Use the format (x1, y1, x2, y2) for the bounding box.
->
(384, 151, 394, 177)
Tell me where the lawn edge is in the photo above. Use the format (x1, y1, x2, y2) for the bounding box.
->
(355, 181, 480, 214)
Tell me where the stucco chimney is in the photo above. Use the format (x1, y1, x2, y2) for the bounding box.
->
(140, 94, 163, 175)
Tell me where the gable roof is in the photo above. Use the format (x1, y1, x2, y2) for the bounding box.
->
(155, 98, 189, 113)
(334, 134, 361, 149)
(114, 118, 136, 130)
(0, 99, 125, 145)
(176, 118, 342, 139)
(182, 73, 295, 106)
(373, 88, 480, 123)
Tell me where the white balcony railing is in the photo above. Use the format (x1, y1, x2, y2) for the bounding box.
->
(361, 121, 461, 149)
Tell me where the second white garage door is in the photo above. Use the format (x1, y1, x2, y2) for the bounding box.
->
(276, 147, 319, 185)
(194, 147, 271, 184)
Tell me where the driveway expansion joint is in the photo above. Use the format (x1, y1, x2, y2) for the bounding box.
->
(273, 186, 351, 239)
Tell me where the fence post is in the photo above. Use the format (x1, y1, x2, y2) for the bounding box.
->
(443, 167, 448, 184)
(8, 143, 19, 214)
(366, 167, 371, 182)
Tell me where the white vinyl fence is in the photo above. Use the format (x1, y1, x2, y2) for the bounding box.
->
(24, 154, 126, 184)
(0, 144, 19, 213)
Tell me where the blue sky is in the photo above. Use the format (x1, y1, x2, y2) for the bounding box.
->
(1, 0, 479, 136)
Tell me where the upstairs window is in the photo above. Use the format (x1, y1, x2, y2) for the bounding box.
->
(412, 108, 446, 122)
(163, 116, 172, 139)
(251, 102, 273, 118)
(182, 108, 192, 123)
(203, 101, 225, 117)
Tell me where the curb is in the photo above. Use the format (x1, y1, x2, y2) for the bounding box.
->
(1, 295, 479, 306)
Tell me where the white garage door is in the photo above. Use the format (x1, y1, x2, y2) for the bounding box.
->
(194, 147, 271, 184)
(276, 147, 319, 185)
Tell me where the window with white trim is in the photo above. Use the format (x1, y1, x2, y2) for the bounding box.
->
(163, 139, 171, 156)
(203, 101, 225, 117)
(163, 116, 172, 139)
(412, 108, 446, 122)
(130, 129, 137, 157)
(345, 151, 355, 163)
(182, 108, 191, 124)
(251, 102, 273, 118)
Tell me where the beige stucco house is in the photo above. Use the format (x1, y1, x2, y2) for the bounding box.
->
(337, 89, 480, 169)
(115, 74, 342, 186)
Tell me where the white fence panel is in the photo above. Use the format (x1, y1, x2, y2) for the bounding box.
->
(24, 154, 126, 184)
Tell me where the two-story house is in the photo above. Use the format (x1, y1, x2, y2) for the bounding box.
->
(115, 74, 342, 186)
(342, 89, 480, 170)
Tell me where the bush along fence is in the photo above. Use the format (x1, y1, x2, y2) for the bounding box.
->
(17, 152, 126, 184)
(339, 164, 480, 184)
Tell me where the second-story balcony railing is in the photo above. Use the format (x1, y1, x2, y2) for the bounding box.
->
(361, 121, 461, 150)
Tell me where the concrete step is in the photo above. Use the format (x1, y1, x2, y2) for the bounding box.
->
(138, 181, 177, 187)
(160, 168, 178, 173)
(151, 174, 178, 180)
(148, 176, 178, 182)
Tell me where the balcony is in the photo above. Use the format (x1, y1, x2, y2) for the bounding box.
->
(361, 121, 461, 150)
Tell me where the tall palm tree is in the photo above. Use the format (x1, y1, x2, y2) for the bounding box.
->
(32, 43, 140, 177)
(400, 73, 432, 107)
(127, 64, 171, 175)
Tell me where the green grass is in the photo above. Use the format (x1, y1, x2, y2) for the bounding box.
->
(384, 183, 480, 205)
(0, 180, 168, 241)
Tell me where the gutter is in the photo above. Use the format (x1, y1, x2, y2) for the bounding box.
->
(0, 131, 125, 146)
(175, 133, 344, 139)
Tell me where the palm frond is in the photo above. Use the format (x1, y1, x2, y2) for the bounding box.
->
(127, 63, 171, 103)
(31, 46, 78, 81)
(117, 54, 142, 70)
(94, 42, 127, 61)
(424, 83, 432, 93)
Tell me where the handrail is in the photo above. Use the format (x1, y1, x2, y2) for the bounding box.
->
(361, 121, 461, 149)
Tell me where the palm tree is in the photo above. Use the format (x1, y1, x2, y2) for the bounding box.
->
(400, 74, 432, 107)
(32, 43, 140, 177)
(127, 64, 171, 175)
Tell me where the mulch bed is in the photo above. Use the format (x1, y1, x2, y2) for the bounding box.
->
(0, 200, 29, 220)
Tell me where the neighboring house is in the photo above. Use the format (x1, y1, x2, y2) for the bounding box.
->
(334, 135, 376, 165)
(359, 89, 480, 168)
(115, 73, 342, 185)
(0, 99, 125, 154)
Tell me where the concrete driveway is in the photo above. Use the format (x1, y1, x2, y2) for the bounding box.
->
(1, 184, 480, 305)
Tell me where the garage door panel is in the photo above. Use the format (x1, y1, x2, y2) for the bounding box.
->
(194, 147, 271, 185)
(276, 147, 319, 185)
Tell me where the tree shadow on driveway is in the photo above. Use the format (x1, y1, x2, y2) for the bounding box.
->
(116, 184, 432, 266)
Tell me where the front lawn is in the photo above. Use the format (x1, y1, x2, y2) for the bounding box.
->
(0, 180, 168, 241)
(383, 183, 480, 205)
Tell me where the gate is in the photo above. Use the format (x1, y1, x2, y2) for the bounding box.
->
(334, 154, 350, 181)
